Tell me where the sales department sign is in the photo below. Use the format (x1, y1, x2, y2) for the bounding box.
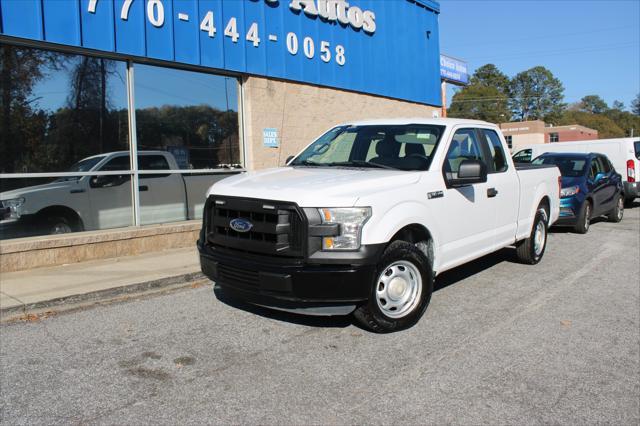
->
(0, 0, 442, 106)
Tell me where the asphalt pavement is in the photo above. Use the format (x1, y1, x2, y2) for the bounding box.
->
(1, 204, 639, 425)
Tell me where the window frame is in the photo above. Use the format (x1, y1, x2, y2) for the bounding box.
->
(0, 40, 245, 233)
(441, 127, 491, 181)
(480, 129, 509, 174)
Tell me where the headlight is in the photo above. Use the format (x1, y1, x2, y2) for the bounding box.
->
(560, 186, 580, 198)
(318, 207, 371, 251)
(1, 197, 25, 220)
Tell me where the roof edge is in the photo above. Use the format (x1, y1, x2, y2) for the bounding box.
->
(408, 0, 441, 14)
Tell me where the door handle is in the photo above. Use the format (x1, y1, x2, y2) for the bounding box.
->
(487, 187, 498, 198)
(70, 189, 85, 194)
(139, 185, 149, 192)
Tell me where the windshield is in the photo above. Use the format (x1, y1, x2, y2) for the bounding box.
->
(54, 156, 105, 182)
(289, 124, 445, 171)
(532, 155, 587, 178)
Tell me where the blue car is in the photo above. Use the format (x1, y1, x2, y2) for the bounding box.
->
(532, 152, 624, 233)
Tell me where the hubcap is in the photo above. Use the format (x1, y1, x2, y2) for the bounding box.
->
(618, 197, 624, 220)
(534, 221, 546, 256)
(51, 223, 72, 234)
(375, 260, 422, 319)
(585, 205, 590, 230)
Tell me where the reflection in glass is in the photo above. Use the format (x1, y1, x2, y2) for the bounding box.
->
(0, 43, 129, 174)
(134, 64, 241, 170)
(0, 173, 133, 240)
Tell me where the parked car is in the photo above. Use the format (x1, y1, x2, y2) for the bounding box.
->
(512, 137, 640, 205)
(198, 118, 561, 332)
(0, 151, 239, 238)
(532, 152, 624, 233)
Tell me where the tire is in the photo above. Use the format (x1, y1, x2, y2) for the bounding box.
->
(42, 216, 74, 235)
(516, 208, 548, 265)
(353, 240, 433, 333)
(607, 195, 624, 223)
(574, 200, 591, 234)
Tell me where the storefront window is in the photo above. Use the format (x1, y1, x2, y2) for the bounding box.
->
(0, 44, 133, 240)
(133, 64, 241, 225)
(0, 44, 242, 240)
(134, 64, 240, 170)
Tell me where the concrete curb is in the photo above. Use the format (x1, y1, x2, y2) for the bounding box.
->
(0, 271, 208, 323)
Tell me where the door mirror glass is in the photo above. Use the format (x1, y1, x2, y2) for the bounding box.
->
(447, 159, 488, 188)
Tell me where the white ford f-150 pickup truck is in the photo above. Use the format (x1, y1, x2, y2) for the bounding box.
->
(0, 151, 237, 238)
(198, 118, 561, 332)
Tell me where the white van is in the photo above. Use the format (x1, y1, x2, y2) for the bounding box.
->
(513, 138, 640, 204)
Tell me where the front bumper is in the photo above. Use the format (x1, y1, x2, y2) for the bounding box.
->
(554, 196, 580, 226)
(198, 241, 384, 312)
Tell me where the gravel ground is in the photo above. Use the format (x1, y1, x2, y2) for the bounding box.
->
(1, 204, 639, 425)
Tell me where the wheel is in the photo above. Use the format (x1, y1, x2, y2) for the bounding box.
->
(607, 195, 624, 223)
(516, 208, 548, 265)
(42, 216, 74, 235)
(353, 240, 433, 333)
(574, 200, 591, 234)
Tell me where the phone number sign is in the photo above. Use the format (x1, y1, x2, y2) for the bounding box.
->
(0, 0, 443, 106)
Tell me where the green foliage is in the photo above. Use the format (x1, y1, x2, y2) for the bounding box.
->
(579, 95, 608, 114)
(632, 93, 640, 116)
(448, 85, 510, 123)
(509, 66, 565, 121)
(611, 100, 625, 111)
(603, 109, 640, 137)
(557, 111, 625, 139)
(469, 64, 510, 95)
(448, 64, 511, 123)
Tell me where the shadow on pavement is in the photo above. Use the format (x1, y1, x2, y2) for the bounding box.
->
(434, 247, 514, 292)
(213, 247, 518, 330)
(213, 286, 353, 329)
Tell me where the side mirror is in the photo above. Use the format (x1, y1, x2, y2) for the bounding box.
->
(594, 172, 606, 183)
(447, 159, 488, 188)
(90, 174, 129, 188)
(285, 155, 295, 165)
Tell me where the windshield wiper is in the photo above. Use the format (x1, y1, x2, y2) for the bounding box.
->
(291, 160, 324, 167)
(330, 160, 400, 170)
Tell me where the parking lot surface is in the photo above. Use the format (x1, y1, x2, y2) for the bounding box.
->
(1, 205, 639, 425)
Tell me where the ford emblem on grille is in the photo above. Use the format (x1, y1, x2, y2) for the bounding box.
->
(229, 218, 253, 233)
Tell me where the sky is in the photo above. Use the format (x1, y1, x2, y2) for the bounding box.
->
(438, 0, 640, 109)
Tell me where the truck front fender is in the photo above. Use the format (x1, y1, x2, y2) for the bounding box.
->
(361, 201, 442, 271)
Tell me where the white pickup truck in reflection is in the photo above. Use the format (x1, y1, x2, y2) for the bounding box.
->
(0, 151, 239, 238)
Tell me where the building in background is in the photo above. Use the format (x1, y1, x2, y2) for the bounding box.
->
(0, 0, 443, 267)
(499, 120, 598, 152)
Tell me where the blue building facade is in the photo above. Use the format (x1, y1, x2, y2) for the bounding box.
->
(0, 0, 442, 105)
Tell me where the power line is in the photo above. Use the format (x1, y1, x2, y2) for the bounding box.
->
(442, 24, 637, 49)
(464, 41, 638, 61)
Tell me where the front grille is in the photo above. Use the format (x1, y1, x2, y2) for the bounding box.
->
(207, 196, 305, 258)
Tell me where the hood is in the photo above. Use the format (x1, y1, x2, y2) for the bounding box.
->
(561, 176, 584, 188)
(1, 179, 80, 201)
(207, 166, 422, 207)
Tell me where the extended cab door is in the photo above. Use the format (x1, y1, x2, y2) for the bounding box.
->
(481, 128, 519, 249)
(437, 128, 496, 269)
(87, 155, 134, 230)
(138, 154, 187, 224)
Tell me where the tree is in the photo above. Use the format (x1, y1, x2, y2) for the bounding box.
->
(469, 64, 510, 95)
(509, 66, 565, 121)
(632, 93, 640, 116)
(580, 95, 608, 114)
(448, 63, 511, 123)
(448, 85, 510, 123)
(611, 100, 625, 111)
(557, 111, 625, 139)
